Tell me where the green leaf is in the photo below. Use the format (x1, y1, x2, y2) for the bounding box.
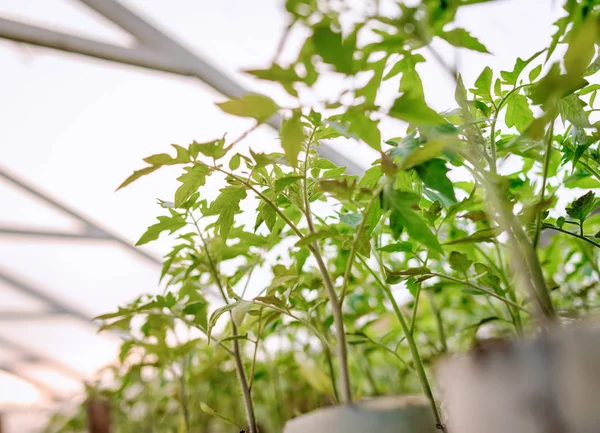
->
(229, 153, 241, 170)
(318, 179, 355, 201)
(559, 94, 590, 127)
(296, 229, 337, 247)
(281, 110, 306, 167)
(390, 94, 445, 125)
(231, 300, 253, 327)
(209, 187, 247, 241)
(274, 175, 303, 192)
(529, 65, 543, 82)
(340, 213, 362, 228)
(445, 227, 501, 245)
(386, 266, 431, 284)
(383, 189, 441, 253)
(217, 94, 279, 122)
(564, 17, 598, 78)
(175, 164, 211, 207)
(414, 158, 456, 202)
(473, 67, 492, 101)
(449, 251, 473, 273)
(183, 301, 208, 329)
(245, 64, 301, 96)
(136, 214, 187, 246)
(344, 111, 381, 150)
(439, 28, 489, 53)
(254, 295, 287, 310)
(505, 93, 534, 133)
(566, 191, 598, 223)
(207, 303, 236, 342)
(189, 139, 227, 160)
(378, 242, 413, 253)
(226, 284, 241, 302)
(312, 23, 355, 74)
(199, 403, 242, 429)
(118, 166, 160, 190)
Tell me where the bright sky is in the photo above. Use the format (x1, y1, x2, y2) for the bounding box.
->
(0, 0, 562, 431)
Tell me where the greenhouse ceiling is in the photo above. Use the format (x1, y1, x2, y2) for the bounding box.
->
(0, 0, 564, 431)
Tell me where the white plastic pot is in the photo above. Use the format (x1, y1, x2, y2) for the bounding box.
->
(283, 395, 439, 433)
(436, 323, 600, 433)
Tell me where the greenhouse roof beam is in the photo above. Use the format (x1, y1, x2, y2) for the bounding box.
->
(0, 0, 363, 175)
(0, 335, 82, 381)
(0, 227, 112, 241)
(0, 269, 92, 324)
(0, 167, 160, 266)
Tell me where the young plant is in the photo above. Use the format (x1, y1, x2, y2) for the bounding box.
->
(45, 0, 600, 432)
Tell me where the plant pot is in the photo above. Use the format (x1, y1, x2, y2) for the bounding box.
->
(283, 395, 439, 433)
(436, 323, 600, 433)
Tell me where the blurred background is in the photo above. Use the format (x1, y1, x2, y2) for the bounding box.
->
(0, 0, 560, 431)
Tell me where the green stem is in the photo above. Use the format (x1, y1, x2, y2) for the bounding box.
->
(578, 160, 600, 182)
(427, 291, 447, 354)
(248, 307, 264, 391)
(409, 285, 422, 335)
(542, 223, 600, 248)
(191, 216, 257, 433)
(372, 252, 446, 432)
(533, 120, 555, 248)
(340, 182, 387, 303)
(428, 272, 530, 313)
(302, 137, 352, 404)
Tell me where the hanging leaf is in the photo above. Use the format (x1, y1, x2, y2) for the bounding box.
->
(564, 17, 598, 78)
(439, 28, 489, 53)
(199, 403, 242, 429)
(390, 94, 445, 125)
(449, 251, 473, 273)
(175, 164, 211, 207)
(505, 93, 534, 133)
(281, 110, 306, 167)
(312, 23, 355, 74)
(344, 111, 381, 150)
(559, 94, 591, 127)
(137, 214, 187, 246)
(378, 242, 413, 253)
(566, 191, 598, 223)
(217, 94, 279, 122)
(189, 139, 228, 160)
(207, 187, 248, 240)
(414, 158, 457, 202)
(231, 300, 253, 327)
(472, 67, 493, 101)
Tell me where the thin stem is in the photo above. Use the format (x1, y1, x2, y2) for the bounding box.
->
(409, 284, 422, 335)
(578, 160, 600, 182)
(302, 136, 352, 404)
(248, 307, 264, 391)
(190, 215, 257, 433)
(372, 250, 446, 432)
(533, 120, 555, 248)
(428, 272, 530, 313)
(323, 340, 340, 403)
(340, 181, 387, 303)
(179, 357, 190, 433)
(427, 292, 447, 354)
(542, 223, 600, 248)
